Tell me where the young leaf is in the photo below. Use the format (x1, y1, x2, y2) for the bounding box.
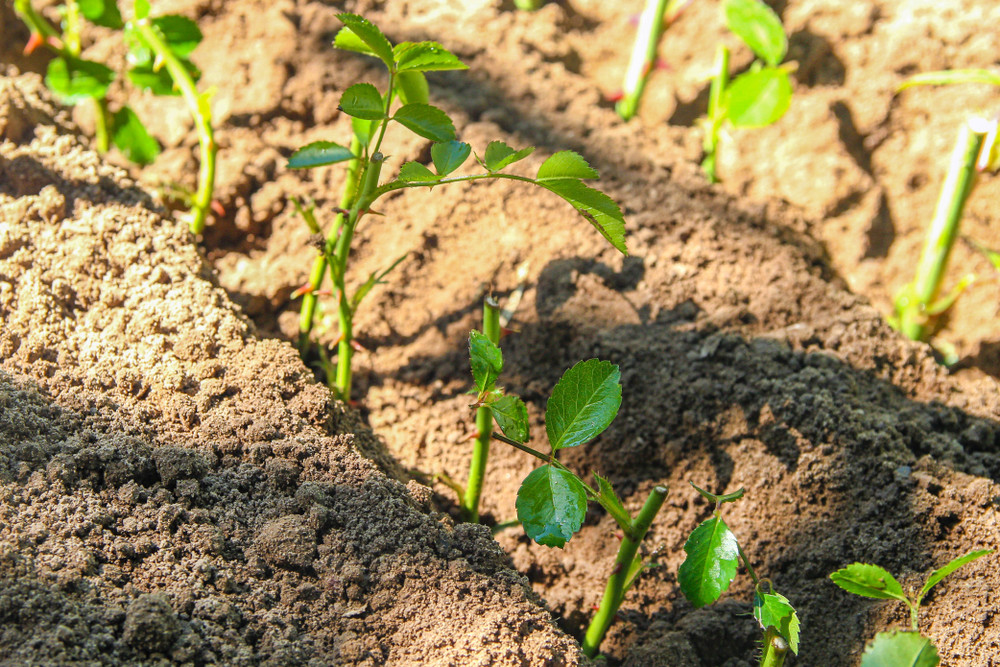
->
(393, 103, 456, 142)
(482, 140, 535, 172)
(336, 14, 395, 69)
(151, 15, 203, 58)
(395, 71, 429, 105)
(469, 330, 503, 395)
(726, 67, 792, 128)
(398, 162, 440, 183)
(545, 359, 621, 451)
(593, 473, 633, 534)
(678, 514, 740, 607)
(830, 563, 908, 602)
(753, 591, 800, 654)
(110, 106, 160, 165)
(333, 26, 375, 57)
(134, 0, 150, 19)
(351, 253, 408, 310)
(516, 465, 588, 548)
(898, 68, 1000, 92)
(78, 0, 123, 29)
(861, 632, 939, 667)
(339, 83, 386, 120)
(536, 150, 599, 181)
(394, 41, 467, 72)
(538, 179, 628, 254)
(491, 395, 529, 443)
(723, 0, 787, 67)
(431, 140, 471, 176)
(918, 548, 993, 603)
(288, 141, 356, 169)
(45, 57, 115, 105)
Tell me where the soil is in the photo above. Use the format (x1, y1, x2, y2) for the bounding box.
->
(2, 1, 1000, 666)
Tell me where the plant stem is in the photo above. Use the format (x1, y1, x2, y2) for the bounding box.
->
(616, 0, 670, 121)
(582, 484, 668, 658)
(462, 297, 501, 523)
(92, 98, 110, 153)
(897, 120, 984, 341)
(491, 431, 551, 464)
(702, 44, 730, 184)
(513, 0, 543, 10)
(136, 20, 216, 236)
(759, 628, 788, 667)
(14, 0, 60, 42)
(299, 135, 363, 354)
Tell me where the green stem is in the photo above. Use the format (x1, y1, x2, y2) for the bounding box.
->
(92, 97, 110, 153)
(136, 20, 216, 236)
(462, 297, 501, 523)
(299, 135, 363, 354)
(513, 0, 543, 9)
(582, 485, 668, 658)
(616, 0, 670, 121)
(14, 1, 61, 42)
(64, 0, 82, 55)
(909, 601, 920, 632)
(702, 44, 729, 184)
(738, 545, 760, 588)
(898, 120, 984, 341)
(759, 627, 789, 667)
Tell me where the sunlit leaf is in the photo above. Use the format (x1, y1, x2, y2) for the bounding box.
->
(516, 465, 588, 548)
(830, 563, 908, 602)
(723, 0, 787, 66)
(398, 161, 440, 183)
(545, 359, 621, 450)
(861, 632, 939, 667)
(336, 13, 395, 68)
(918, 549, 993, 602)
(431, 140, 471, 176)
(678, 514, 739, 607)
(45, 56, 115, 105)
(482, 140, 534, 172)
(394, 41, 467, 72)
(339, 82, 386, 120)
(393, 103, 456, 142)
(491, 395, 529, 443)
(78, 0, 123, 28)
(726, 67, 792, 128)
(536, 150, 598, 180)
(288, 141, 356, 169)
(538, 179, 628, 254)
(469, 330, 503, 394)
(753, 591, 800, 654)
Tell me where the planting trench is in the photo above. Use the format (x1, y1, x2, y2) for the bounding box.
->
(2, 0, 1000, 665)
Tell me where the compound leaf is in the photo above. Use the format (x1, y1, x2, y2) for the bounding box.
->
(398, 161, 440, 183)
(723, 0, 787, 66)
(110, 105, 160, 165)
(536, 150, 598, 180)
(395, 70, 429, 105)
(339, 83, 386, 120)
(516, 465, 588, 548)
(469, 330, 503, 395)
(545, 359, 621, 451)
(861, 632, 939, 667)
(336, 13, 395, 69)
(726, 67, 791, 128)
(919, 548, 993, 602)
(45, 56, 115, 105)
(830, 563, 907, 602)
(431, 140, 471, 176)
(288, 141, 356, 169)
(394, 41, 467, 72)
(594, 472, 632, 533)
(78, 0, 123, 28)
(539, 178, 627, 254)
(482, 140, 534, 171)
(753, 591, 800, 654)
(151, 15, 203, 58)
(393, 103, 456, 142)
(678, 514, 739, 607)
(491, 395, 529, 443)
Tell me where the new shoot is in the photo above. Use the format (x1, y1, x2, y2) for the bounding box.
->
(615, 0, 691, 121)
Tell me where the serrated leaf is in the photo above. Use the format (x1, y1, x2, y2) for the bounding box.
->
(393, 41, 467, 72)
(723, 0, 787, 66)
(491, 395, 529, 443)
(536, 150, 599, 180)
(333, 26, 375, 56)
(393, 103, 456, 142)
(594, 473, 632, 533)
(398, 161, 440, 183)
(516, 465, 588, 548)
(469, 330, 503, 394)
(753, 591, 800, 654)
(288, 141, 356, 169)
(79, 0, 123, 28)
(830, 563, 908, 602)
(351, 253, 407, 311)
(898, 69, 1000, 92)
(545, 359, 621, 450)
(482, 141, 535, 171)
(110, 106, 160, 165)
(431, 140, 471, 176)
(861, 632, 939, 667)
(336, 14, 395, 69)
(678, 515, 739, 607)
(135, 0, 150, 19)
(919, 548, 993, 602)
(538, 179, 628, 254)
(395, 71, 429, 105)
(726, 67, 791, 128)
(339, 83, 386, 120)
(151, 15, 203, 58)
(45, 57, 115, 105)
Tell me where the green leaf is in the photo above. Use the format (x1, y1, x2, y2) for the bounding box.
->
(45, 57, 115, 105)
(678, 515, 739, 607)
(398, 161, 440, 183)
(861, 632, 939, 667)
(545, 359, 621, 450)
(538, 179, 628, 254)
(830, 563, 908, 602)
(134, 0, 150, 19)
(127, 51, 201, 96)
(351, 253, 408, 310)
(482, 140, 535, 171)
(691, 482, 745, 505)
(151, 15, 203, 58)
(78, 0, 123, 28)
(726, 67, 792, 128)
(351, 117, 376, 148)
(393, 103, 456, 142)
(339, 83, 386, 120)
(536, 150, 599, 180)
(395, 71, 429, 105)
(516, 465, 588, 548)
(491, 395, 529, 443)
(898, 69, 1000, 92)
(110, 106, 160, 165)
(753, 591, 800, 654)
(333, 26, 375, 57)
(431, 140, 471, 176)
(723, 0, 787, 66)
(336, 14, 395, 69)
(288, 141, 356, 169)
(469, 330, 503, 395)
(394, 41, 467, 72)
(919, 549, 993, 602)
(593, 473, 632, 534)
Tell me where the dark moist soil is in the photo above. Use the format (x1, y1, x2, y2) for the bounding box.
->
(3, 1, 1000, 666)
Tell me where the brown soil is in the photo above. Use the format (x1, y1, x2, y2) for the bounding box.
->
(2, 1, 1000, 666)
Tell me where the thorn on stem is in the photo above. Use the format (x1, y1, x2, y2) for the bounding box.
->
(349, 339, 368, 353)
(210, 200, 226, 217)
(606, 90, 626, 103)
(23, 33, 43, 55)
